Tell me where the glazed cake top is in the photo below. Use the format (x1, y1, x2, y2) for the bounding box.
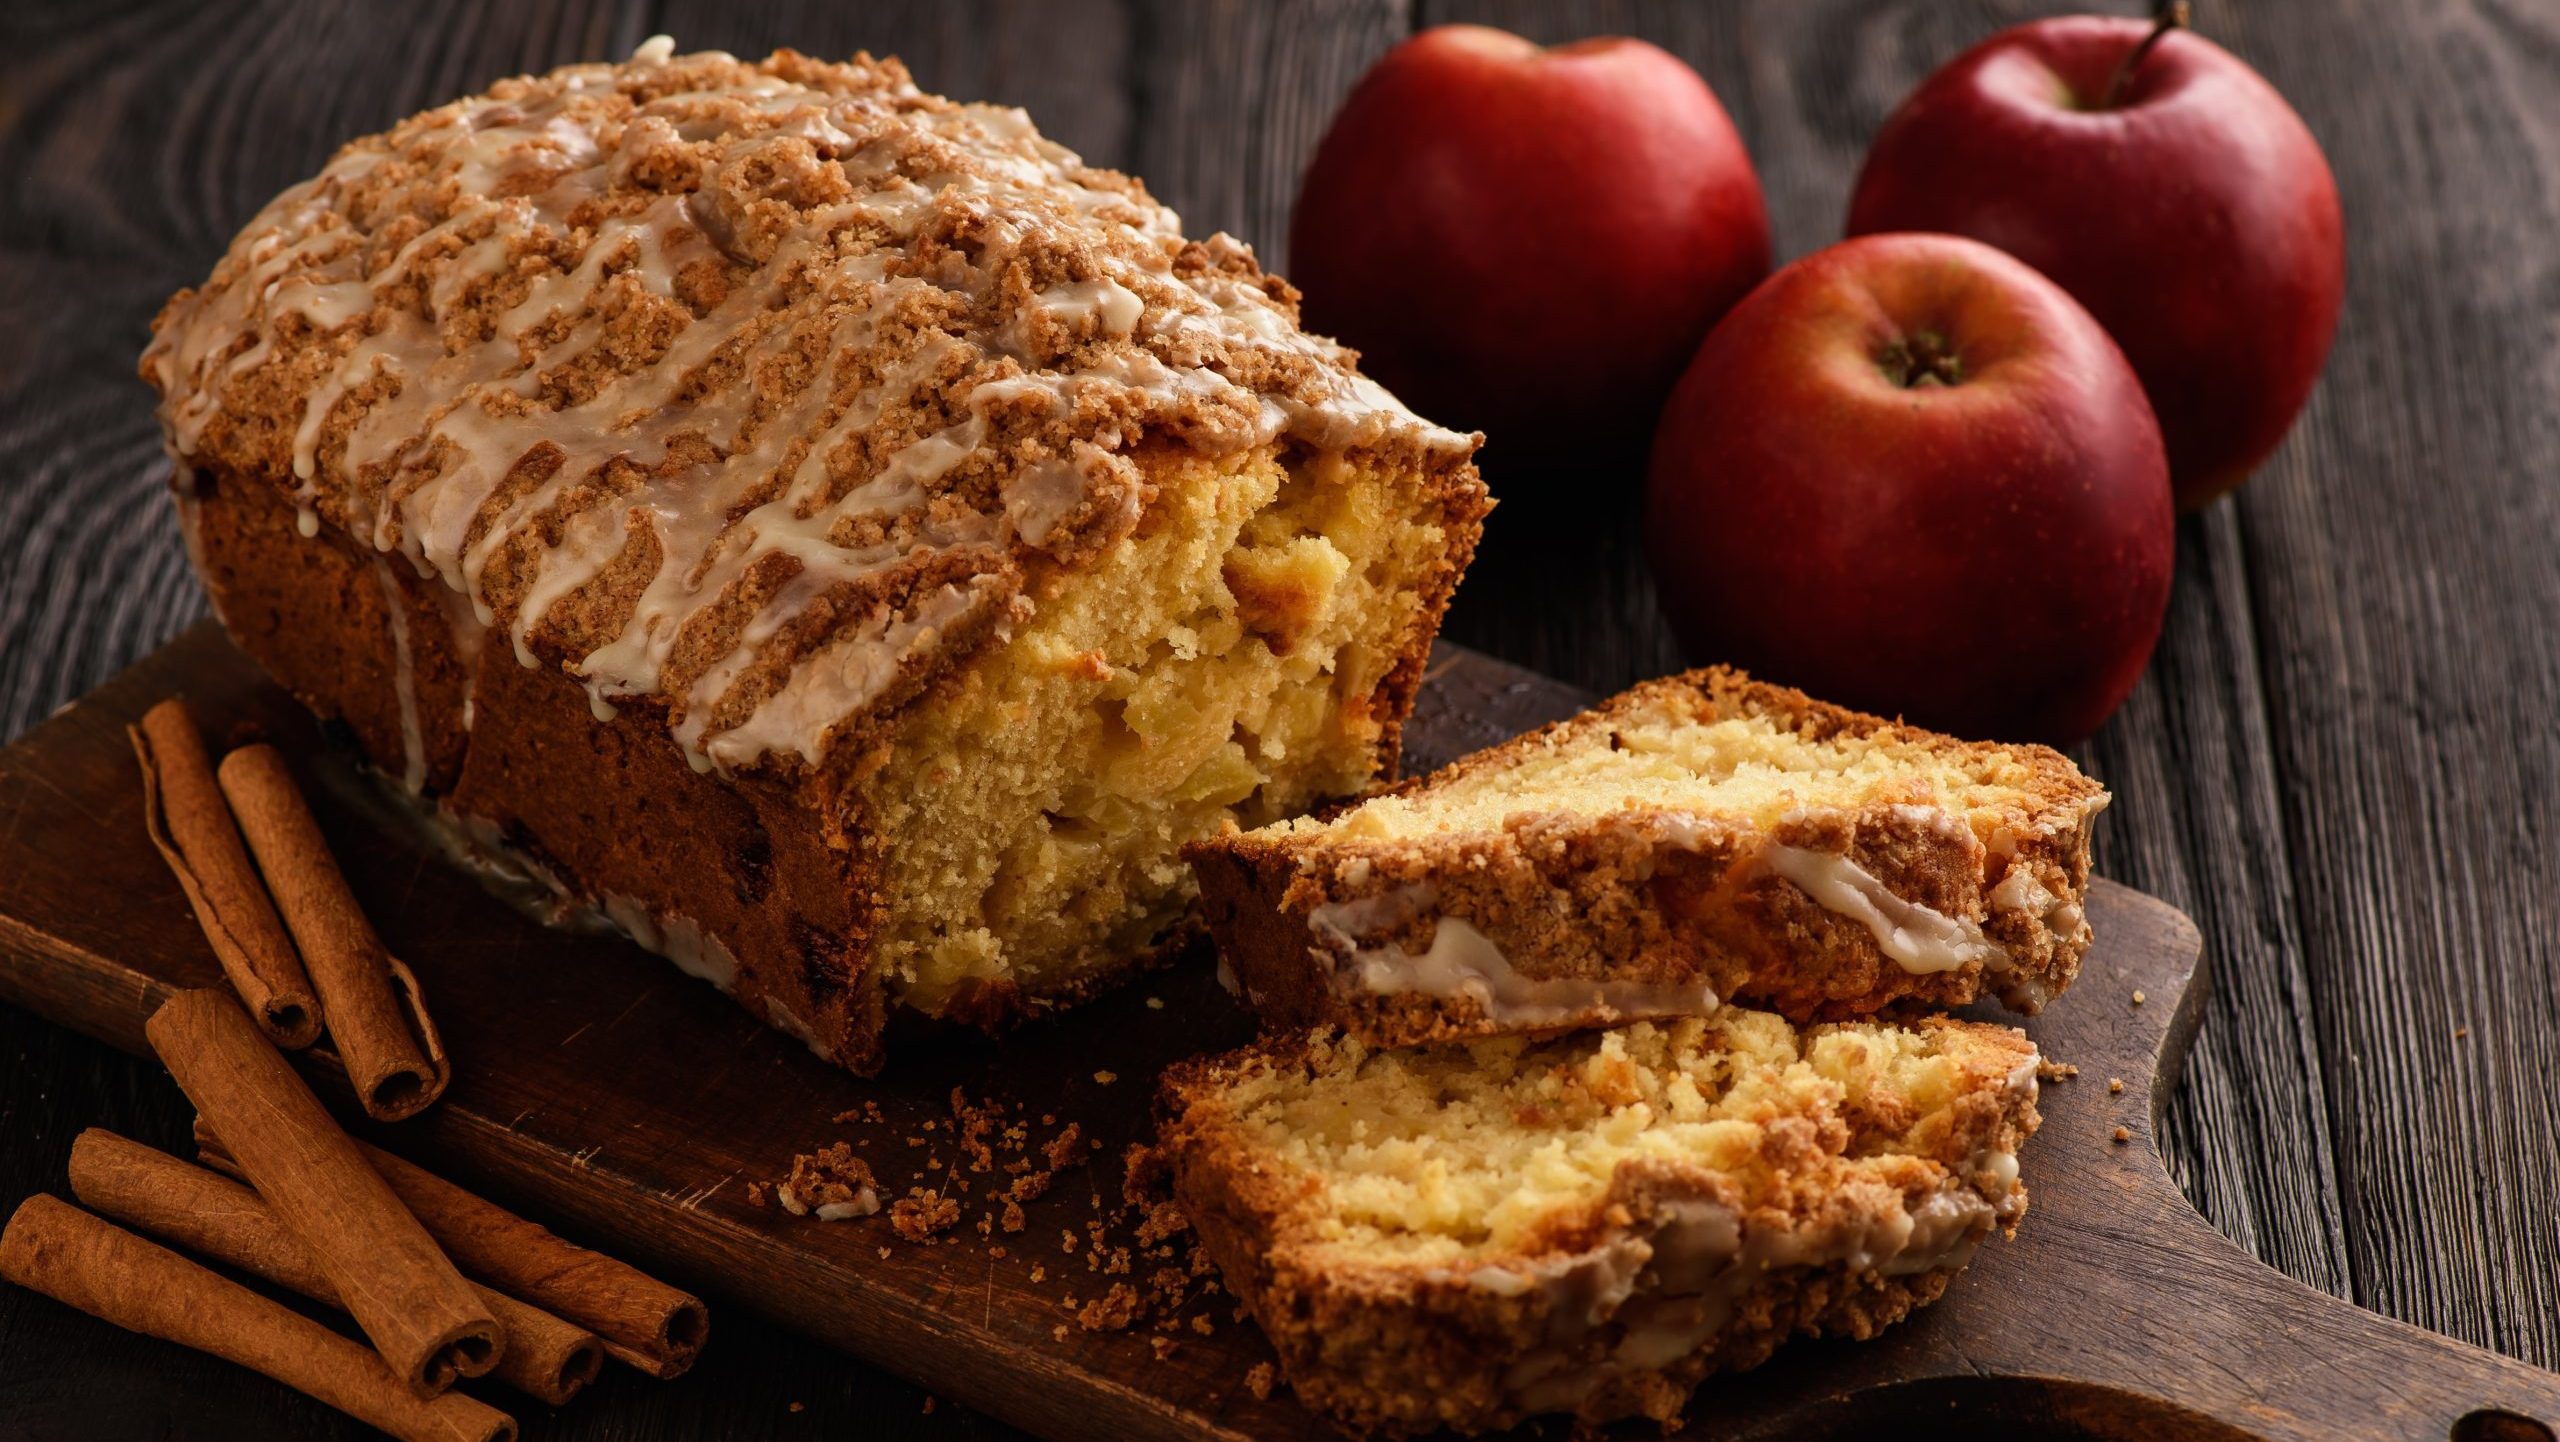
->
(143, 40, 1476, 775)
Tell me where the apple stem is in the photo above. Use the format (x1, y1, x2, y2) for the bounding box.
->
(2101, 0, 2190, 110)
(1879, 331, 1965, 389)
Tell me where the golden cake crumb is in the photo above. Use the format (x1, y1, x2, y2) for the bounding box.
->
(890, 1188, 963, 1240)
(1077, 1283, 1141, 1331)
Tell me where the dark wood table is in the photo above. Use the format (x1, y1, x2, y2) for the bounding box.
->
(4, 1, 2554, 1437)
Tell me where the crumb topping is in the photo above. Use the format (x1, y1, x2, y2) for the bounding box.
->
(144, 39, 1474, 776)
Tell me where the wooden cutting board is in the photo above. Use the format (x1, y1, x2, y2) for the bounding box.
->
(1, 622, 2554, 1442)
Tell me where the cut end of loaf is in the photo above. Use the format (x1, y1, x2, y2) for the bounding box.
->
(874, 442, 1480, 1022)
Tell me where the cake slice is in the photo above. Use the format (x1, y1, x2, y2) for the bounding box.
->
(1158, 1011, 2040, 1437)
(1188, 667, 2106, 1047)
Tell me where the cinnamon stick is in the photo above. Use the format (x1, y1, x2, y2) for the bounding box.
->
(0, 1195, 513, 1442)
(199, 1121, 707, 1379)
(68, 1129, 602, 1407)
(147, 989, 498, 1396)
(217, 742, 449, 1121)
(130, 699, 320, 1049)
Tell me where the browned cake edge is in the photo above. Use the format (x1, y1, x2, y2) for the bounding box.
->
(1156, 1019, 2040, 1438)
(185, 463, 899, 1070)
(1189, 668, 2107, 1048)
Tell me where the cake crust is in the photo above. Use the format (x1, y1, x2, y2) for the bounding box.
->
(1158, 1016, 2040, 1437)
(1191, 668, 2108, 1048)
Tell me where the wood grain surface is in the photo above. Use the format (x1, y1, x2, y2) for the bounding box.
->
(2, 0, 2555, 1437)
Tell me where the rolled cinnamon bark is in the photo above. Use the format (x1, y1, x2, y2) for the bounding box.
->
(216, 742, 448, 1122)
(147, 989, 498, 1396)
(198, 1121, 707, 1378)
(68, 1129, 602, 1406)
(130, 699, 321, 1049)
(0, 1195, 513, 1442)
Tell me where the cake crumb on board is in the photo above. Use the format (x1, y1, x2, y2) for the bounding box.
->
(775, 1144, 879, 1220)
(758, 1099, 1225, 1342)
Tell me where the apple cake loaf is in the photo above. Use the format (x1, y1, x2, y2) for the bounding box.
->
(142, 41, 1488, 1073)
(1190, 668, 2105, 1047)
(1158, 1010, 2041, 1437)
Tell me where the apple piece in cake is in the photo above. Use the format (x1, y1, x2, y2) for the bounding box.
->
(1190, 667, 2106, 1047)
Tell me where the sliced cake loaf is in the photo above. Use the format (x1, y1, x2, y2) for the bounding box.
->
(143, 44, 1488, 1073)
(1157, 1010, 2040, 1437)
(1188, 667, 2107, 1048)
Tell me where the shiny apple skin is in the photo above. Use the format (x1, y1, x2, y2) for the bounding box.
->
(1289, 25, 1771, 457)
(1645, 233, 2174, 746)
(1846, 16, 2345, 509)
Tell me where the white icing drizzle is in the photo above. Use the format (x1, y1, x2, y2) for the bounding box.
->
(1666, 803, 2093, 992)
(1308, 885, 1717, 1029)
(141, 45, 1474, 775)
(430, 583, 488, 730)
(371, 558, 429, 794)
(597, 893, 740, 991)
(377, 782, 763, 1008)
(760, 996, 832, 1060)
(1760, 843, 2001, 976)
(704, 575, 1001, 770)
(1463, 1155, 2021, 1419)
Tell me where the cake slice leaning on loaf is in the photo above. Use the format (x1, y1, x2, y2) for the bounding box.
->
(1188, 667, 2106, 1047)
(1158, 1010, 2040, 1438)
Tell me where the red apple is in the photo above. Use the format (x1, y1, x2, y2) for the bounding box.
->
(1846, 14, 2344, 509)
(1289, 25, 1770, 459)
(1645, 233, 2173, 745)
